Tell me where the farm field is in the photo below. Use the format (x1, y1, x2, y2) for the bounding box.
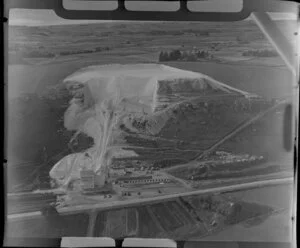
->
(197, 184, 294, 242)
(6, 183, 294, 242)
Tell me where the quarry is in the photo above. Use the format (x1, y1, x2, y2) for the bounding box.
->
(39, 63, 290, 210)
(48, 64, 254, 197)
(7, 61, 291, 217)
(6, 18, 295, 242)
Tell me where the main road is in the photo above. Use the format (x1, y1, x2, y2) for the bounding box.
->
(8, 176, 293, 220)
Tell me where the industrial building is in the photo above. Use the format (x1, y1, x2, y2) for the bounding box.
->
(115, 174, 171, 186)
(80, 169, 95, 190)
(80, 169, 113, 195)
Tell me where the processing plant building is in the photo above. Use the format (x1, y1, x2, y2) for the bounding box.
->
(115, 174, 171, 186)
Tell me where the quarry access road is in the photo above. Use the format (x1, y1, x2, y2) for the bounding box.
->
(193, 99, 288, 161)
(110, 144, 202, 153)
(162, 160, 214, 173)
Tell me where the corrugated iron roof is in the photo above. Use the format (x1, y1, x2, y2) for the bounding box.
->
(116, 175, 152, 181)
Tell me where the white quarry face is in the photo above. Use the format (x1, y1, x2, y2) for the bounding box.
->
(64, 64, 249, 110)
(63, 64, 204, 111)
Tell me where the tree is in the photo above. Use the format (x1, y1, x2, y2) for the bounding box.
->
(186, 53, 197, 61)
(169, 49, 181, 61)
(197, 50, 210, 59)
(181, 51, 188, 60)
(159, 51, 170, 62)
(159, 51, 164, 62)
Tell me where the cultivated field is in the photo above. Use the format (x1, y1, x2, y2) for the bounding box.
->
(7, 185, 292, 241)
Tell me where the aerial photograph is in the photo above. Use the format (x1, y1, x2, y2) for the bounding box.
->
(5, 4, 297, 245)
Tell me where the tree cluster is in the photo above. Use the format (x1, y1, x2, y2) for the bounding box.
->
(159, 49, 211, 62)
(132, 118, 148, 130)
(22, 50, 56, 58)
(60, 46, 110, 56)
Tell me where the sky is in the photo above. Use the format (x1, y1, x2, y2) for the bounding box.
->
(8, 0, 297, 26)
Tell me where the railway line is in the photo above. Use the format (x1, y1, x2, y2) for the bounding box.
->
(8, 176, 293, 220)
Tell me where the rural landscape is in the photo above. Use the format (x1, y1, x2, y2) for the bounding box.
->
(6, 17, 295, 243)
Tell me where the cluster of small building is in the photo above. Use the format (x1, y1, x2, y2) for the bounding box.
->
(212, 151, 265, 164)
(115, 174, 171, 187)
(79, 164, 172, 195)
(110, 163, 160, 178)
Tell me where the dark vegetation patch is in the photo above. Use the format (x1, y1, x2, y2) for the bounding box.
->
(158, 98, 270, 142)
(166, 201, 196, 225)
(242, 49, 278, 57)
(7, 84, 93, 192)
(224, 201, 273, 225)
(151, 203, 183, 231)
(183, 194, 273, 230)
(152, 159, 188, 169)
(59, 46, 110, 56)
(137, 207, 162, 237)
(159, 49, 213, 62)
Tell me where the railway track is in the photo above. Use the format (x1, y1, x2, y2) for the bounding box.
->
(7, 176, 293, 219)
